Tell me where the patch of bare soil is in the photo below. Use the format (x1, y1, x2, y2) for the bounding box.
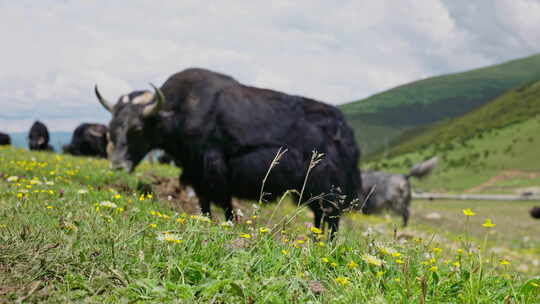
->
(142, 173, 246, 219)
(466, 170, 540, 193)
(144, 173, 201, 215)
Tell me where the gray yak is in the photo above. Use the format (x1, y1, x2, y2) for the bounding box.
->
(360, 156, 438, 226)
(95, 68, 361, 236)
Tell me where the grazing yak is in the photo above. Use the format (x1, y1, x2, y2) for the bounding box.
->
(360, 157, 438, 226)
(0, 132, 10, 145)
(63, 123, 108, 158)
(95, 68, 361, 235)
(28, 121, 54, 151)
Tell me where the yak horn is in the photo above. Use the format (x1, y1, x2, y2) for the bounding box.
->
(95, 85, 114, 112)
(142, 83, 166, 117)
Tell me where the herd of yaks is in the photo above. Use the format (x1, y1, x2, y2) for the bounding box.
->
(1, 67, 452, 236)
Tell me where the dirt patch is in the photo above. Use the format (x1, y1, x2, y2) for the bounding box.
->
(144, 173, 246, 220)
(466, 170, 540, 193)
(144, 173, 201, 214)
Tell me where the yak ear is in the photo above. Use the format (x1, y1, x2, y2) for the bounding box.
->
(142, 84, 166, 118)
(37, 137, 45, 145)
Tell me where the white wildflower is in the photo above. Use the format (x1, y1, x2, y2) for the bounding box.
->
(99, 201, 117, 208)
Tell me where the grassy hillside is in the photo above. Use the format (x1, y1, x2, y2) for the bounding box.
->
(386, 80, 540, 158)
(2, 147, 540, 302)
(368, 114, 540, 193)
(341, 53, 540, 155)
(365, 79, 540, 192)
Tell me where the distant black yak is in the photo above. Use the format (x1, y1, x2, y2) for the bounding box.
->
(62, 123, 108, 158)
(360, 156, 438, 226)
(28, 121, 54, 151)
(0, 132, 10, 145)
(530, 207, 540, 219)
(95, 68, 361, 235)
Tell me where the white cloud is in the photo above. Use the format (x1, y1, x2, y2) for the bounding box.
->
(0, 0, 539, 132)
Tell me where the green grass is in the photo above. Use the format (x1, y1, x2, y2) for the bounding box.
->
(367, 114, 540, 193)
(386, 80, 540, 157)
(1, 147, 540, 302)
(340, 53, 540, 155)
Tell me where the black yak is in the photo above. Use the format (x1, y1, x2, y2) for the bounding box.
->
(62, 123, 108, 158)
(530, 207, 540, 219)
(0, 132, 10, 145)
(360, 157, 438, 226)
(28, 121, 54, 151)
(95, 68, 361, 235)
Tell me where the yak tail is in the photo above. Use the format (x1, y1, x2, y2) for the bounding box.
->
(405, 156, 438, 179)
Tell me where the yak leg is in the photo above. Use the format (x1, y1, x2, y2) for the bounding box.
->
(327, 214, 340, 240)
(198, 194, 212, 218)
(215, 194, 234, 222)
(402, 208, 409, 227)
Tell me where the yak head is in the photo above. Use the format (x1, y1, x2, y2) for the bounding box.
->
(95, 84, 165, 172)
(28, 121, 50, 150)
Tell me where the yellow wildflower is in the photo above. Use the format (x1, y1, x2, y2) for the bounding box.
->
(310, 227, 323, 234)
(335, 277, 349, 286)
(462, 208, 476, 216)
(259, 227, 270, 233)
(429, 266, 438, 272)
(240, 233, 252, 239)
(395, 259, 404, 264)
(46, 206, 54, 209)
(432, 247, 442, 254)
(281, 250, 289, 255)
(330, 262, 337, 267)
(317, 241, 325, 247)
(500, 259, 510, 265)
(322, 257, 330, 263)
(452, 261, 460, 267)
(150, 223, 157, 228)
(347, 261, 358, 269)
(482, 218, 496, 228)
(246, 220, 253, 225)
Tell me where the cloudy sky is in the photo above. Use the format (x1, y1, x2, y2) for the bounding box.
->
(1, 0, 540, 132)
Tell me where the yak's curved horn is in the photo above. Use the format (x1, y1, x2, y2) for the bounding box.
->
(95, 85, 114, 112)
(143, 83, 166, 117)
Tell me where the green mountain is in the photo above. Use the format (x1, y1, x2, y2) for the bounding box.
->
(341, 53, 540, 156)
(365, 80, 540, 193)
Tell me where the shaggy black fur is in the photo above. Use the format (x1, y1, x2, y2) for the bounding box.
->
(99, 68, 362, 236)
(0, 132, 10, 146)
(63, 123, 108, 158)
(28, 121, 53, 151)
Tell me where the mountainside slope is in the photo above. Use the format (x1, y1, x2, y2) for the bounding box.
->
(387, 80, 540, 157)
(341, 53, 540, 155)
(365, 80, 540, 192)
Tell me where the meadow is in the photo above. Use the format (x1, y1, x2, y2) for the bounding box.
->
(1, 146, 540, 303)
